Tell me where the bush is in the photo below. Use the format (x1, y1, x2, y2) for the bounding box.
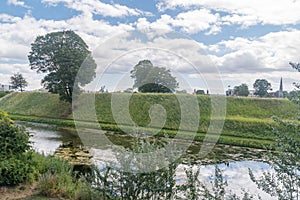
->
(35, 154, 97, 200)
(0, 110, 13, 124)
(0, 110, 33, 186)
(0, 153, 35, 186)
(0, 122, 30, 158)
(0, 91, 10, 98)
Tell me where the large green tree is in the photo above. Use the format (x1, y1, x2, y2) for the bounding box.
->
(130, 60, 178, 93)
(253, 79, 272, 97)
(28, 30, 96, 102)
(10, 73, 28, 92)
(233, 83, 249, 96)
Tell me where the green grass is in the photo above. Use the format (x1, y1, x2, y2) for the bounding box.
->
(0, 92, 72, 118)
(0, 92, 299, 149)
(226, 96, 298, 119)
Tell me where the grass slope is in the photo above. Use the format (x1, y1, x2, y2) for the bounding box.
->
(0, 92, 72, 118)
(0, 92, 298, 148)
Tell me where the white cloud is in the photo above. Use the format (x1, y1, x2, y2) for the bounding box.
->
(171, 9, 221, 35)
(157, 0, 300, 26)
(7, 0, 30, 8)
(0, 14, 22, 23)
(136, 9, 221, 35)
(136, 15, 173, 33)
(135, 15, 174, 37)
(215, 30, 300, 72)
(41, 0, 151, 17)
(221, 14, 260, 28)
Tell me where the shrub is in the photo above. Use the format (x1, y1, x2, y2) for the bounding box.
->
(0, 122, 30, 158)
(36, 155, 97, 200)
(0, 110, 33, 186)
(0, 110, 13, 124)
(0, 153, 35, 186)
(0, 91, 10, 98)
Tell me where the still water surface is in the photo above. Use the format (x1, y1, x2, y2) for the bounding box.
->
(21, 121, 274, 199)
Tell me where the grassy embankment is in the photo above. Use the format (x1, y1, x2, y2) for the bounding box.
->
(0, 92, 298, 149)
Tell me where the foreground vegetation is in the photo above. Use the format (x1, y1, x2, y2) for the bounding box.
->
(0, 92, 299, 149)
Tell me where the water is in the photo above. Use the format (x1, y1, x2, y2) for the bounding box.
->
(21, 121, 275, 199)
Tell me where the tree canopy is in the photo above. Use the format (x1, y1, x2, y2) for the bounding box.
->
(10, 73, 28, 92)
(234, 83, 249, 96)
(253, 79, 271, 97)
(28, 30, 97, 102)
(130, 60, 178, 93)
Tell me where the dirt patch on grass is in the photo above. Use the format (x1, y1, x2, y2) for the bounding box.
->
(0, 183, 40, 200)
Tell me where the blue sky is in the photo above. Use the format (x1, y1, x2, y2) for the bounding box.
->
(1, 0, 300, 93)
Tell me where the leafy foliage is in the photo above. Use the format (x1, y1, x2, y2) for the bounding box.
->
(10, 72, 28, 92)
(201, 166, 227, 200)
(81, 138, 178, 199)
(130, 60, 178, 93)
(0, 154, 35, 186)
(287, 90, 300, 106)
(234, 83, 249, 96)
(0, 122, 30, 158)
(0, 109, 13, 124)
(0, 110, 33, 186)
(28, 30, 96, 102)
(29, 153, 96, 200)
(253, 79, 272, 97)
(0, 91, 11, 98)
(249, 117, 300, 199)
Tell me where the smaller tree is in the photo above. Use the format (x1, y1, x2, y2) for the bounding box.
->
(130, 60, 178, 93)
(253, 79, 271, 97)
(10, 73, 28, 92)
(234, 83, 249, 96)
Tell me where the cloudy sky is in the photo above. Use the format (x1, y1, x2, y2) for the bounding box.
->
(1, 0, 300, 93)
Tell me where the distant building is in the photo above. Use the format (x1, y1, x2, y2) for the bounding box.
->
(278, 77, 283, 98)
(269, 78, 285, 98)
(0, 84, 13, 91)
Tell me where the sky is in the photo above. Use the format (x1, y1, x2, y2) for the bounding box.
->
(1, 0, 300, 93)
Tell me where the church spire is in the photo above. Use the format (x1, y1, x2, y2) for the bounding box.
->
(279, 77, 283, 98)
